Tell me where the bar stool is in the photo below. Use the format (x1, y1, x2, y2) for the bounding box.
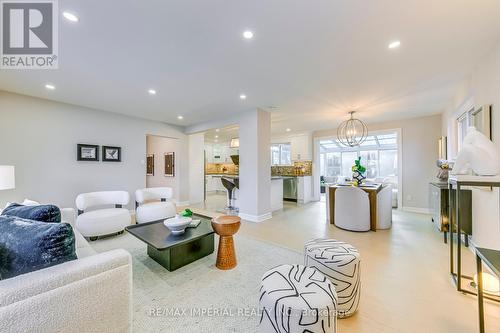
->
(221, 177, 238, 213)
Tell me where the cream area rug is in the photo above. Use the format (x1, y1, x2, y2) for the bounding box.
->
(90, 232, 303, 333)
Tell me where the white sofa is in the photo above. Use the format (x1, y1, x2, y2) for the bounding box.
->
(0, 207, 133, 333)
(135, 187, 176, 224)
(76, 191, 131, 239)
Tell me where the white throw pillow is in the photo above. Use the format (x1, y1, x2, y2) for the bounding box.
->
(22, 199, 40, 206)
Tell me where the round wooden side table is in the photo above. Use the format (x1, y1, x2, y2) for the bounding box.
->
(211, 215, 241, 270)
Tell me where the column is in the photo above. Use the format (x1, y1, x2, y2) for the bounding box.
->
(238, 109, 272, 222)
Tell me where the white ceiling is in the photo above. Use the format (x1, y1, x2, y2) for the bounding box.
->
(1, 0, 500, 134)
(204, 125, 239, 144)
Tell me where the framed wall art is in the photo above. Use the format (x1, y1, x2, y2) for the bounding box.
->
(164, 152, 175, 177)
(102, 146, 122, 162)
(146, 154, 154, 176)
(77, 144, 99, 161)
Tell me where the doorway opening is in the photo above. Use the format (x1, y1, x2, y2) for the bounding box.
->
(203, 125, 239, 213)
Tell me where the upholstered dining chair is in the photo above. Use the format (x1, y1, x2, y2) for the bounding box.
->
(135, 187, 176, 224)
(377, 185, 393, 229)
(334, 186, 370, 232)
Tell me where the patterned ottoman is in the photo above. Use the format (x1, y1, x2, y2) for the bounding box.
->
(259, 264, 337, 333)
(304, 239, 361, 318)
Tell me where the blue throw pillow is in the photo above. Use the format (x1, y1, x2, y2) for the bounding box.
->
(0, 244, 8, 280)
(0, 216, 76, 279)
(1, 203, 61, 223)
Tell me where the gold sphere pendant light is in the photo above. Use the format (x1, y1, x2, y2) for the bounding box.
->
(337, 111, 368, 147)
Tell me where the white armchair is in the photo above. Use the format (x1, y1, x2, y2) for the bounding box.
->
(334, 186, 370, 232)
(76, 191, 131, 240)
(135, 187, 176, 224)
(377, 185, 393, 229)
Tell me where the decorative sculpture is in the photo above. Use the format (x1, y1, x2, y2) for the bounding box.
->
(436, 159, 451, 181)
(352, 157, 366, 186)
(451, 127, 500, 176)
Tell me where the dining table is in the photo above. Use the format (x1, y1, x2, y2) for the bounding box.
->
(326, 183, 385, 231)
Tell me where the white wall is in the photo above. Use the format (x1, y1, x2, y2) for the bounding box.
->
(0, 91, 189, 209)
(188, 133, 205, 205)
(146, 135, 182, 202)
(441, 41, 500, 250)
(314, 114, 442, 210)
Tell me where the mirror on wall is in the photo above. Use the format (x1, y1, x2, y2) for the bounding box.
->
(471, 105, 492, 139)
(438, 136, 447, 160)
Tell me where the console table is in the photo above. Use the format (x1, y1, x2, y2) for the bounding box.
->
(476, 248, 500, 333)
(448, 175, 500, 332)
(429, 182, 472, 243)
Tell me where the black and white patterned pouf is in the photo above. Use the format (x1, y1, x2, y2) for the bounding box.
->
(304, 239, 361, 318)
(259, 264, 337, 333)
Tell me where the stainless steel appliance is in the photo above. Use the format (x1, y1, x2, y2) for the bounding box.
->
(283, 177, 297, 202)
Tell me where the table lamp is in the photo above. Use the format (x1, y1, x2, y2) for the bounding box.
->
(0, 166, 15, 190)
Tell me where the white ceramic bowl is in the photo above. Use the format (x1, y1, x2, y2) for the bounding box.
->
(163, 215, 192, 235)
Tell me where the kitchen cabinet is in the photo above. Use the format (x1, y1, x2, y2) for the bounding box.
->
(297, 176, 312, 204)
(206, 175, 226, 192)
(272, 133, 312, 161)
(291, 135, 312, 161)
(205, 143, 233, 163)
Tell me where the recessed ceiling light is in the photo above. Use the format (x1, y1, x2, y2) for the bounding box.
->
(243, 31, 254, 39)
(215, 135, 219, 138)
(215, 128, 220, 132)
(148, 89, 156, 95)
(286, 128, 291, 132)
(388, 40, 401, 49)
(239, 94, 247, 100)
(62, 11, 79, 22)
(45, 84, 55, 90)
(177, 116, 184, 120)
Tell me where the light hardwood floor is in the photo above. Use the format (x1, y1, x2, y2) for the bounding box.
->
(191, 195, 500, 333)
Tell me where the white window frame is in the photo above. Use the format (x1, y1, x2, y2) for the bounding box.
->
(271, 143, 292, 166)
(318, 133, 398, 179)
(313, 128, 403, 208)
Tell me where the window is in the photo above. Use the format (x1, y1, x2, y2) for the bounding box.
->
(359, 150, 378, 178)
(379, 150, 398, 177)
(319, 132, 398, 181)
(271, 143, 291, 165)
(457, 111, 470, 150)
(325, 152, 341, 177)
(341, 151, 357, 177)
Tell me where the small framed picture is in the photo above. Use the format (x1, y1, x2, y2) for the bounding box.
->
(77, 144, 99, 161)
(146, 154, 154, 176)
(102, 146, 122, 162)
(164, 152, 175, 177)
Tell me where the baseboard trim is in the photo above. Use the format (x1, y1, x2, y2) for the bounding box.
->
(401, 206, 431, 214)
(175, 200, 190, 206)
(238, 212, 272, 223)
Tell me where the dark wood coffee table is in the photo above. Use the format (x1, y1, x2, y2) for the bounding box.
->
(126, 214, 215, 271)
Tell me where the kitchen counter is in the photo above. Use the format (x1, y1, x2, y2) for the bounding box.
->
(209, 174, 290, 181)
